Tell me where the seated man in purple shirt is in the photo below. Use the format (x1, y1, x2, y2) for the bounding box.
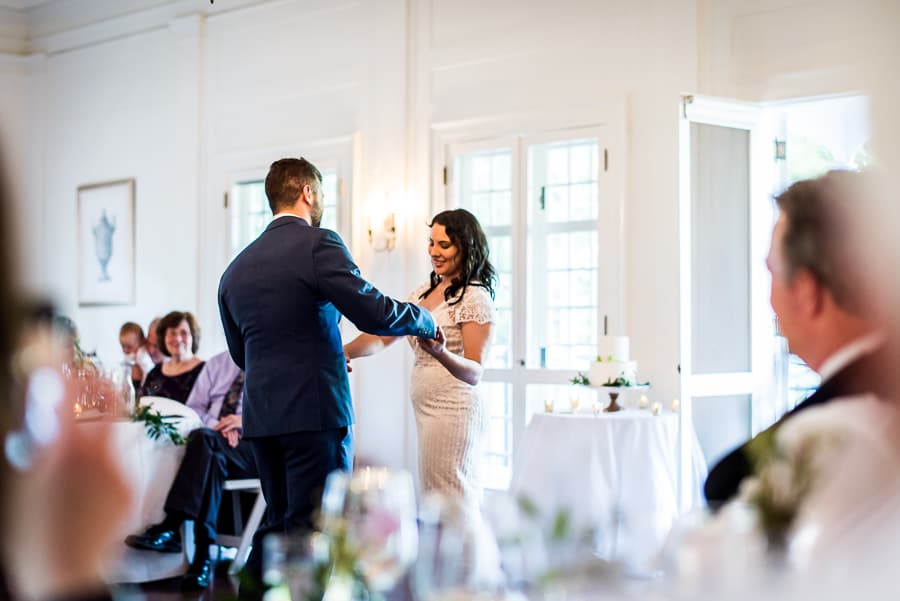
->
(124, 351, 256, 591)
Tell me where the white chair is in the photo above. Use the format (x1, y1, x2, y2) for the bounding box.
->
(218, 478, 266, 575)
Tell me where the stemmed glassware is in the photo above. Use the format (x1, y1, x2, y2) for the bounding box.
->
(413, 493, 506, 601)
(320, 467, 419, 595)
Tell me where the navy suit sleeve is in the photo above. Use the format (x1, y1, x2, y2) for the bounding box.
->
(218, 280, 246, 369)
(313, 230, 437, 338)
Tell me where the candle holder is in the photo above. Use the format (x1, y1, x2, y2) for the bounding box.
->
(544, 399, 554, 413)
(588, 384, 651, 412)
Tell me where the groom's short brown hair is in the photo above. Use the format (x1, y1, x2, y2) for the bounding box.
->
(265, 157, 323, 214)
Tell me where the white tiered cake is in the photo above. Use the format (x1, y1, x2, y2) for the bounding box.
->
(589, 336, 637, 386)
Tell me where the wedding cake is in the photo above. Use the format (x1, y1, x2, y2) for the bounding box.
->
(589, 336, 638, 386)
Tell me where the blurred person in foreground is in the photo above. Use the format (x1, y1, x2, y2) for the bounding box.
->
(704, 170, 893, 509)
(0, 158, 132, 599)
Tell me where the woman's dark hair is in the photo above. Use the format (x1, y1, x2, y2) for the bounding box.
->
(420, 208, 496, 305)
(156, 311, 200, 356)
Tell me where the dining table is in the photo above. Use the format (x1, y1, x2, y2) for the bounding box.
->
(77, 396, 203, 583)
(509, 409, 708, 571)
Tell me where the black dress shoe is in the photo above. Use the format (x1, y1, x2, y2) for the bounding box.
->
(124, 526, 182, 553)
(181, 557, 215, 591)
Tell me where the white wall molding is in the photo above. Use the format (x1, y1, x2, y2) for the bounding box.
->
(0, 6, 28, 54)
(23, 0, 277, 56)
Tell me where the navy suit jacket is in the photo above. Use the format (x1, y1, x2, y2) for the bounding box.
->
(218, 216, 436, 438)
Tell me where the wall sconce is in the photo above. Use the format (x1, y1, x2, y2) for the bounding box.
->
(367, 193, 397, 252)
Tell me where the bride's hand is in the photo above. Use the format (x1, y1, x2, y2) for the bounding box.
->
(418, 326, 446, 357)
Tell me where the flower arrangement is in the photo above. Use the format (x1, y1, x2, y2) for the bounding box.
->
(740, 417, 848, 550)
(131, 404, 186, 445)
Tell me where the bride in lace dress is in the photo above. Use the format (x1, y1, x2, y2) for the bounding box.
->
(344, 209, 496, 506)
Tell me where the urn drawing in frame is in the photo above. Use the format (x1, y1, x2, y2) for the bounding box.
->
(77, 178, 135, 306)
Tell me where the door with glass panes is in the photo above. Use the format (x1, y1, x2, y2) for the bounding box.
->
(443, 126, 623, 490)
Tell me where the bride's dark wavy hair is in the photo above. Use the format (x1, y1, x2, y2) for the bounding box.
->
(420, 208, 496, 306)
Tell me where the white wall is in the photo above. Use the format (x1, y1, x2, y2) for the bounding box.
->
(22, 19, 202, 365)
(2, 0, 896, 477)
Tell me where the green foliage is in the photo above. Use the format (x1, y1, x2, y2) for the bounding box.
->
(550, 510, 571, 542)
(569, 372, 590, 386)
(132, 404, 186, 445)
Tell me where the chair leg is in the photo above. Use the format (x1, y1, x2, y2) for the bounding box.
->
(229, 492, 267, 576)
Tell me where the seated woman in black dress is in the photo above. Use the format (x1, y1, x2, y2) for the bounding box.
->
(139, 310, 205, 403)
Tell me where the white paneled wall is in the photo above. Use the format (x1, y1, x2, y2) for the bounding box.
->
(0, 0, 895, 476)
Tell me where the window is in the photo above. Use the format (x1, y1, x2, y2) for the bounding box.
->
(772, 95, 871, 410)
(229, 165, 346, 258)
(446, 127, 620, 489)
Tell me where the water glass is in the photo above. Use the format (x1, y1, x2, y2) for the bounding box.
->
(414, 493, 505, 601)
(321, 467, 418, 592)
(263, 533, 321, 601)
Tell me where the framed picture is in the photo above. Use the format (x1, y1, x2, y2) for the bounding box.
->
(77, 178, 135, 306)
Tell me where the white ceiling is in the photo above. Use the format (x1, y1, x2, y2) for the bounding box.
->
(0, 0, 230, 54)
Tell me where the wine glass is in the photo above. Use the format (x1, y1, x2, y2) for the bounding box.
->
(263, 532, 323, 601)
(413, 493, 505, 601)
(321, 467, 418, 593)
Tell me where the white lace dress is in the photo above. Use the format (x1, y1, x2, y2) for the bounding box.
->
(408, 282, 496, 506)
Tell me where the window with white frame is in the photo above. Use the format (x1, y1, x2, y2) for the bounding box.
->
(446, 128, 619, 490)
(229, 164, 346, 258)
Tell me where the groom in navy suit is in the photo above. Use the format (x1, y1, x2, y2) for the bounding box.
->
(218, 157, 436, 596)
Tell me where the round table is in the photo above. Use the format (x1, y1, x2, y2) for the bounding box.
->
(509, 410, 707, 569)
(77, 397, 203, 583)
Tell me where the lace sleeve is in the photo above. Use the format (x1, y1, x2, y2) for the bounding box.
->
(453, 286, 496, 324)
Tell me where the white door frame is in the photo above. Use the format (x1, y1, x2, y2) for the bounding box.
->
(677, 95, 776, 510)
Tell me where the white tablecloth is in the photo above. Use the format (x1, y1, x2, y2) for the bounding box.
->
(509, 410, 707, 569)
(78, 397, 203, 583)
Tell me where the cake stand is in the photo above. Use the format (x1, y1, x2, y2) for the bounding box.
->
(589, 384, 651, 412)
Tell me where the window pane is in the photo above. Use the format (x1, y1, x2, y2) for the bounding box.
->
(569, 183, 596, 221)
(546, 146, 569, 185)
(569, 143, 593, 182)
(230, 180, 268, 257)
(231, 168, 342, 258)
(481, 382, 512, 490)
(546, 233, 571, 270)
(545, 186, 569, 222)
(570, 270, 595, 307)
(526, 138, 600, 371)
(569, 231, 597, 269)
(547, 272, 569, 307)
(690, 123, 750, 373)
(320, 171, 339, 232)
(454, 148, 513, 370)
(490, 235, 512, 274)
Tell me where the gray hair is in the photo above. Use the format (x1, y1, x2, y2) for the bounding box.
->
(774, 170, 874, 315)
